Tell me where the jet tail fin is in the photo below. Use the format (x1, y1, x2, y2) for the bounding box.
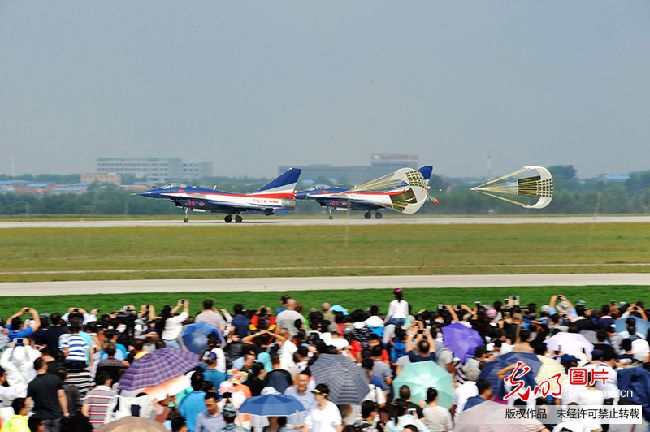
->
(418, 166, 433, 186)
(253, 168, 302, 194)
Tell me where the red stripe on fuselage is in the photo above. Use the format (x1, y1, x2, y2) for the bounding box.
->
(184, 192, 294, 198)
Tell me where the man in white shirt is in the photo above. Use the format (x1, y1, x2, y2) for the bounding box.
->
(452, 368, 479, 423)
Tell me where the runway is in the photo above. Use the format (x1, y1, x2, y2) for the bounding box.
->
(0, 215, 649, 228)
(1, 274, 648, 297)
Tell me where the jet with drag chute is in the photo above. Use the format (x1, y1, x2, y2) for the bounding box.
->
(295, 166, 436, 219)
(137, 168, 301, 223)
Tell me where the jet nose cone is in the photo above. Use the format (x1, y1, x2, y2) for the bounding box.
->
(295, 191, 307, 200)
(138, 190, 157, 197)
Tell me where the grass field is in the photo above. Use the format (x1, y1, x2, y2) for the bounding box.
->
(1, 285, 648, 321)
(1, 222, 648, 282)
(0, 221, 648, 318)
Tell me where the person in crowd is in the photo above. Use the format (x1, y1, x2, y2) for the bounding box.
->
(462, 378, 492, 411)
(195, 300, 227, 333)
(221, 403, 248, 432)
(152, 300, 189, 349)
(1, 397, 31, 432)
(27, 358, 69, 432)
(178, 372, 206, 432)
(231, 305, 250, 339)
(304, 384, 342, 432)
(385, 400, 429, 432)
(421, 388, 452, 432)
(194, 391, 224, 432)
(5, 309, 41, 344)
(284, 369, 316, 430)
(383, 290, 409, 344)
(81, 372, 115, 428)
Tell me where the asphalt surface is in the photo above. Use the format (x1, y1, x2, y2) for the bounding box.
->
(1, 274, 649, 297)
(0, 215, 649, 228)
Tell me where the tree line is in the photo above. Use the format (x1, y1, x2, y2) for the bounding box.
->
(0, 166, 648, 216)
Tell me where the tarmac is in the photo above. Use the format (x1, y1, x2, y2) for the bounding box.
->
(1, 273, 649, 297)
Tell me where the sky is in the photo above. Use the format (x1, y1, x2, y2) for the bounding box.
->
(1, 1, 649, 179)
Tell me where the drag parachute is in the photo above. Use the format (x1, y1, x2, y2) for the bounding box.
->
(471, 166, 553, 209)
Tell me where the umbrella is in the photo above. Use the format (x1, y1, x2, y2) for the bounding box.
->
(239, 394, 306, 417)
(96, 417, 168, 432)
(478, 352, 541, 397)
(615, 316, 650, 337)
(392, 361, 454, 409)
(545, 332, 594, 359)
(143, 374, 191, 400)
(118, 348, 199, 391)
(441, 322, 484, 362)
(456, 400, 543, 432)
(182, 322, 221, 354)
(310, 354, 369, 404)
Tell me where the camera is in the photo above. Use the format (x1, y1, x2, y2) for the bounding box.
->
(16, 338, 23, 344)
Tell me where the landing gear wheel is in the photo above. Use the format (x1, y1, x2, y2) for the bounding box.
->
(224, 214, 233, 223)
(375, 212, 383, 219)
(328, 208, 333, 220)
(183, 208, 189, 223)
(364, 211, 371, 219)
(328, 215, 333, 220)
(235, 215, 243, 223)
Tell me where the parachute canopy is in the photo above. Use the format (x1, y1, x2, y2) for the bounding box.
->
(471, 166, 553, 209)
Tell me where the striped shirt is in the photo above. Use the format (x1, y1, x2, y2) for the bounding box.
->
(67, 369, 94, 399)
(63, 334, 88, 362)
(83, 385, 116, 428)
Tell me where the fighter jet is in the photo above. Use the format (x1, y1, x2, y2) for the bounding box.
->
(138, 168, 301, 223)
(295, 166, 435, 219)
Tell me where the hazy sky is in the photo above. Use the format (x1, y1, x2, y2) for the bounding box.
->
(2, 1, 649, 179)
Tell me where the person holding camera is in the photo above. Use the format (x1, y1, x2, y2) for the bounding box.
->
(152, 300, 189, 349)
(405, 323, 436, 363)
(5, 308, 41, 343)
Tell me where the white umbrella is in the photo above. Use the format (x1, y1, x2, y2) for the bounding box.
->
(545, 332, 594, 360)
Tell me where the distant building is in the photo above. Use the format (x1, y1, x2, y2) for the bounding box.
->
(599, 174, 630, 181)
(81, 173, 122, 185)
(280, 153, 419, 185)
(369, 153, 419, 179)
(96, 158, 213, 183)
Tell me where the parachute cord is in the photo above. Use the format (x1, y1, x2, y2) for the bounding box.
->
(479, 191, 528, 207)
(474, 167, 529, 189)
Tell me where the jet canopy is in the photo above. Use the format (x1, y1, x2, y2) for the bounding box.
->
(471, 166, 553, 209)
(160, 183, 188, 189)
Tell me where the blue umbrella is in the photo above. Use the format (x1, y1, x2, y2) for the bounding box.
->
(478, 352, 541, 397)
(239, 394, 306, 417)
(182, 322, 221, 355)
(441, 322, 484, 363)
(311, 354, 369, 404)
(615, 316, 650, 337)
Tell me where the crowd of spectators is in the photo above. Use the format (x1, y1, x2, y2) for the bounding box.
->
(1, 291, 650, 432)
